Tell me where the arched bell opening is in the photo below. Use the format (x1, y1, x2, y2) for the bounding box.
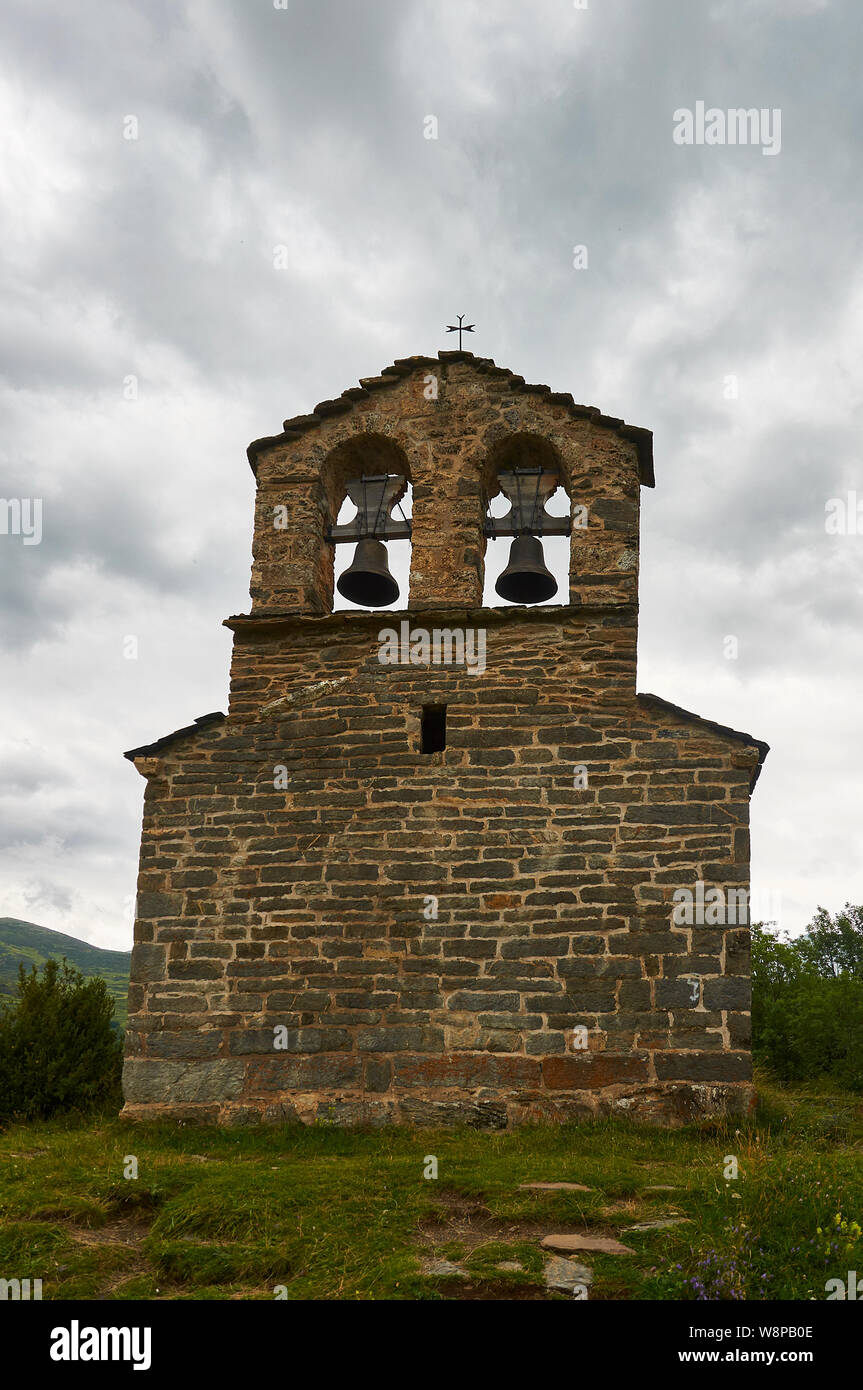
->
(332, 482, 413, 611)
(481, 434, 571, 607)
(322, 434, 413, 612)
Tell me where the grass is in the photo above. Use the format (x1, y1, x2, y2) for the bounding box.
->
(0, 1070, 860, 1301)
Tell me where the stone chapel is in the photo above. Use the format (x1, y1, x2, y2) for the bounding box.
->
(121, 350, 768, 1127)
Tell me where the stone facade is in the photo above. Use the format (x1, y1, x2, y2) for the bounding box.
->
(121, 352, 768, 1127)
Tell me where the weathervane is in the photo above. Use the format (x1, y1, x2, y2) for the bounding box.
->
(445, 314, 476, 351)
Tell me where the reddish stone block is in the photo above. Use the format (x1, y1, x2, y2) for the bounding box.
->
(542, 1054, 650, 1089)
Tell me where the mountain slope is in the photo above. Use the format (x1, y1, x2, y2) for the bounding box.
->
(0, 917, 131, 1028)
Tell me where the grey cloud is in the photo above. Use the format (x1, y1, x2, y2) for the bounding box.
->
(0, 0, 862, 940)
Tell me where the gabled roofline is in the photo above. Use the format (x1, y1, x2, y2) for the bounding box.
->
(247, 350, 655, 488)
(637, 692, 769, 789)
(124, 712, 226, 762)
(122, 694, 768, 790)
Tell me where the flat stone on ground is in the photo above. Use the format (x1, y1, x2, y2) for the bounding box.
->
(544, 1256, 593, 1292)
(519, 1182, 593, 1192)
(625, 1217, 692, 1232)
(420, 1258, 467, 1278)
(496, 1261, 524, 1272)
(541, 1233, 636, 1256)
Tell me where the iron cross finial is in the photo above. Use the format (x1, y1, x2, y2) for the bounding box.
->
(445, 314, 476, 351)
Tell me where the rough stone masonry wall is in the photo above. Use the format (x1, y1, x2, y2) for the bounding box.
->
(122, 607, 759, 1128)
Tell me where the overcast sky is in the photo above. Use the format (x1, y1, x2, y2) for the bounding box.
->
(1, 0, 861, 952)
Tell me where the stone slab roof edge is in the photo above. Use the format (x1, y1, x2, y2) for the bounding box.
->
(246, 350, 655, 487)
(637, 692, 769, 787)
(222, 602, 637, 632)
(124, 712, 226, 762)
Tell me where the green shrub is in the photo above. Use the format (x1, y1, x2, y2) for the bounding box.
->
(0, 958, 123, 1122)
(752, 905, 863, 1091)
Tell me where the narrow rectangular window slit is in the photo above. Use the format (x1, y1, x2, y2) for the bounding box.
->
(421, 704, 446, 754)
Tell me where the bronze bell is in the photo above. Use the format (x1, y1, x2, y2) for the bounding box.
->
(337, 537, 400, 608)
(495, 534, 558, 605)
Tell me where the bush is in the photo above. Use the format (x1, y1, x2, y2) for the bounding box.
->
(752, 905, 863, 1091)
(0, 958, 123, 1122)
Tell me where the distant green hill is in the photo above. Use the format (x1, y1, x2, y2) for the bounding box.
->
(0, 918, 131, 1029)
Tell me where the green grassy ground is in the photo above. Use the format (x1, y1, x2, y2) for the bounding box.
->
(0, 1072, 860, 1301)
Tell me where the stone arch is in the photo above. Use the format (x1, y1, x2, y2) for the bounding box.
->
(482, 431, 569, 501)
(320, 433, 413, 526)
